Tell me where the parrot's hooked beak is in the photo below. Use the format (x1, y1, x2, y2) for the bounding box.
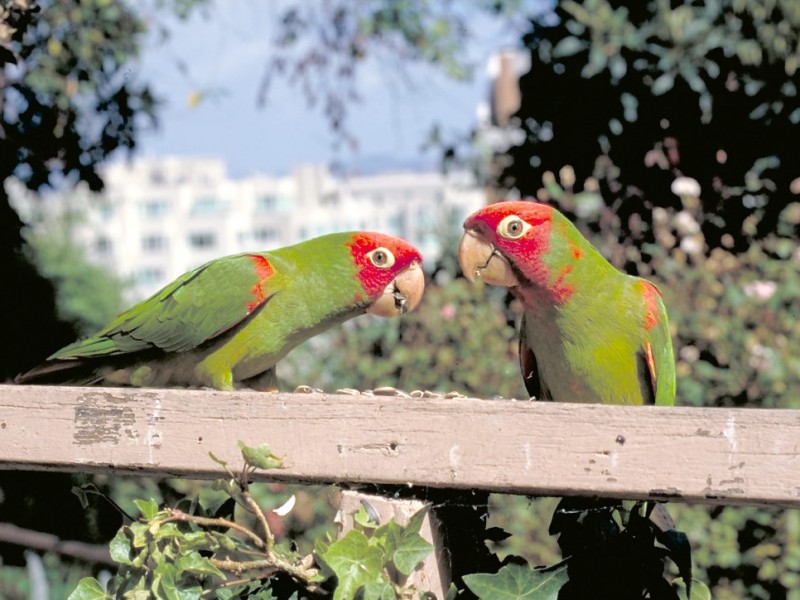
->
(458, 229, 519, 287)
(368, 261, 425, 317)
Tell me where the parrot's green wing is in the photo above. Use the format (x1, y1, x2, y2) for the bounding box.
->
(51, 253, 279, 360)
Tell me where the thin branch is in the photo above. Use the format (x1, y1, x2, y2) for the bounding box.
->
(163, 509, 265, 550)
(243, 490, 275, 552)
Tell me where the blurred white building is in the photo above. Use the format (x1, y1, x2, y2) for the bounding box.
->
(13, 157, 485, 301)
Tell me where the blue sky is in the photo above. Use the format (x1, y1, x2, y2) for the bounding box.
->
(134, 2, 532, 177)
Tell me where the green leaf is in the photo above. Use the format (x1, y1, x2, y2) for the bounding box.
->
(177, 530, 214, 551)
(239, 441, 285, 470)
(67, 577, 110, 600)
(208, 451, 228, 468)
(108, 528, 134, 565)
(404, 506, 428, 536)
(154, 561, 203, 600)
(354, 503, 380, 529)
(371, 511, 432, 576)
(463, 563, 568, 600)
(317, 529, 384, 600)
(174, 550, 226, 579)
(362, 580, 397, 600)
(392, 534, 432, 576)
(133, 498, 160, 520)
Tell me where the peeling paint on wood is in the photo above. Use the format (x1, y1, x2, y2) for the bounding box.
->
(1, 384, 800, 508)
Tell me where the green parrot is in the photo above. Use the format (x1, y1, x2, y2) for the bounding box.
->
(16, 231, 424, 391)
(458, 200, 675, 405)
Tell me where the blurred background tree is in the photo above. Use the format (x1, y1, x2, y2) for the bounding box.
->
(0, 0, 157, 379)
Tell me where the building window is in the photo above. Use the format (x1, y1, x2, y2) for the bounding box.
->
(189, 232, 216, 249)
(149, 169, 165, 185)
(142, 235, 167, 253)
(255, 195, 277, 212)
(253, 228, 278, 243)
(95, 237, 112, 256)
(137, 267, 164, 286)
(140, 200, 169, 218)
(191, 197, 227, 216)
(97, 203, 114, 221)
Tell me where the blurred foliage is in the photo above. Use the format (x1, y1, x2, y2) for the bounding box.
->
(21, 195, 126, 335)
(0, 0, 157, 379)
(0, 552, 90, 600)
(1, 0, 156, 192)
(258, 0, 530, 148)
(499, 0, 800, 252)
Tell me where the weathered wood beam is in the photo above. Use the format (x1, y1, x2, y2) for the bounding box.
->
(1, 384, 798, 508)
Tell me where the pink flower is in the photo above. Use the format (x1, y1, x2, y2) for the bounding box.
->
(440, 303, 457, 320)
(743, 280, 777, 301)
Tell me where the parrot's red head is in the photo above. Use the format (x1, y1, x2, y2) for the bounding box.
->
(459, 200, 581, 303)
(347, 232, 425, 317)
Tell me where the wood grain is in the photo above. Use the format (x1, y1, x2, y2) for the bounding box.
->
(1, 384, 798, 507)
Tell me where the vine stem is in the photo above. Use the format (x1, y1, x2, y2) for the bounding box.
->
(243, 489, 275, 552)
(163, 509, 265, 550)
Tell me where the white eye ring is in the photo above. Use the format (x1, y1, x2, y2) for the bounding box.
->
(367, 247, 396, 269)
(497, 215, 530, 240)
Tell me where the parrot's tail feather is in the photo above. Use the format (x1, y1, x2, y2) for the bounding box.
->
(14, 359, 105, 386)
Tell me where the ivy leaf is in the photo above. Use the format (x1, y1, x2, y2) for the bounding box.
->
(177, 530, 214, 552)
(239, 441, 286, 470)
(393, 533, 432, 576)
(109, 528, 134, 565)
(463, 563, 568, 600)
(404, 506, 428, 535)
(373, 510, 433, 576)
(154, 561, 203, 600)
(317, 529, 384, 600)
(208, 451, 228, 468)
(354, 503, 380, 529)
(133, 498, 160, 521)
(362, 580, 397, 600)
(67, 577, 109, 600)
(174, 550, 226, 579)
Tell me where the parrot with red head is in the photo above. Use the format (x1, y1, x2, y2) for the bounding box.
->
(458, 200, 674, 405)
(17, 232, 424, 391)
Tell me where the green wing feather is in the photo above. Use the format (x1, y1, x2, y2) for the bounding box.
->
(50, 253, 276, 360)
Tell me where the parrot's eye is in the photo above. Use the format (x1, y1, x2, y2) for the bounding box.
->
(497, 215, 530, 240)
(367, 247, 396, 269)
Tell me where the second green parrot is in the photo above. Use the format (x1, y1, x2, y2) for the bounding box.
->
(17, 231, 424, 391)
(458, 200, 675, 405)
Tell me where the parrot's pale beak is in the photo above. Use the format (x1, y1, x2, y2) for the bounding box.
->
(368, 261, 425, 317)
(458, 229, 518, 287)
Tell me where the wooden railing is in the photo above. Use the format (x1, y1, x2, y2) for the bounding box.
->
(1, 384, 798, 595)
